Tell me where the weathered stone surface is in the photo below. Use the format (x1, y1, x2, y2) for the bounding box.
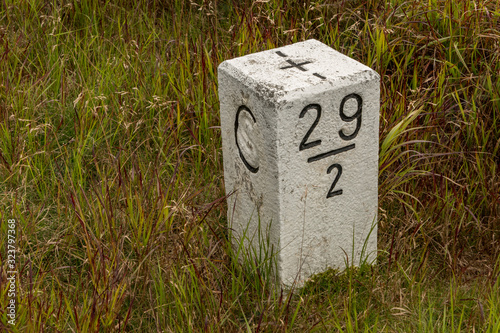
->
(218, 39, 380, 286)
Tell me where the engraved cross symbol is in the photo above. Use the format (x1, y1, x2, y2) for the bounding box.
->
(276, 51, 326, 79)
(280, 59, 312, 72)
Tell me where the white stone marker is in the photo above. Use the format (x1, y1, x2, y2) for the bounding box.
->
(218, 39, 380, 286)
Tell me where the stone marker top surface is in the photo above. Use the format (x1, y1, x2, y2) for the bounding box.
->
(218, 39, 380, 102)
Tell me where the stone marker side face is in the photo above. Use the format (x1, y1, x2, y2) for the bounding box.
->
(277, 82, 379, 285)
(218, 39, 380, 285)
(218, 67, 281, 259)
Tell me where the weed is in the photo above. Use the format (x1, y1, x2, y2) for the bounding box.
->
(0, 0, 498, 331)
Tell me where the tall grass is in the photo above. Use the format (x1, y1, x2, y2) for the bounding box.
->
(0, 0, 499, 331)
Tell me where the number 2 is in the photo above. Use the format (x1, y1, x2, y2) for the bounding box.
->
(326, 164, 342, 198)
(299, 104, 322, 151)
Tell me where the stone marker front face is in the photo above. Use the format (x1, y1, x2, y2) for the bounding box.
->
(218, 39, 380, 285)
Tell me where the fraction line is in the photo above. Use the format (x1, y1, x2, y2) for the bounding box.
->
(307, 144, 355, 163)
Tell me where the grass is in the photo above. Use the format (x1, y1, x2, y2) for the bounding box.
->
(0, 0, 499, 331)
